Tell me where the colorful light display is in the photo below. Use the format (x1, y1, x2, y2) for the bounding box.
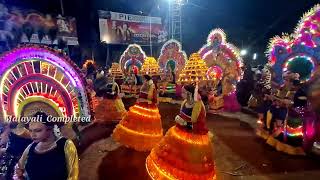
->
(267, 4, 320, 84)
(283, 55, 315, 82)
(178, 53, 209, 83)
(0, 45, 90, 120)
(140, 57, 161, 76)
(158, 39, 187, 80)
(109, 63, 124, 80)
(206, 65, 223, 80)
(119, 44, 146, 72)
(199, 28, 242, 95)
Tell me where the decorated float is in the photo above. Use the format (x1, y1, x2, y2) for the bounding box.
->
(256, 4, 320, 155)
(199, 28, 242, 112)
(120, 44, 146, 95)
(0, 45, 92, 136)
(158, 39, 187, 98)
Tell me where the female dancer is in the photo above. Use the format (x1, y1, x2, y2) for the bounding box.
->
(15, 112, 78, 180)
(146, 84, 215, 180)
(113, 75, 163, 151)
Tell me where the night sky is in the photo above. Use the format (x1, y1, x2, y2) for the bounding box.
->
(3, 0, 320, 65)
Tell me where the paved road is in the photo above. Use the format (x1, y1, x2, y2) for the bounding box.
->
(78, 102, 320, 180)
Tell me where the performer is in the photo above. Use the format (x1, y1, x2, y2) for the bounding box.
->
(146, 84, 215, 180)
(208, 88, 224, 113)
(95, 74, 126, 123)
(222, 77, 241, 112)
(112, 75, 163, 151)
(263, 72, 305, 155)
(15, 112, 78, 180)
(0, 123, 31, 179)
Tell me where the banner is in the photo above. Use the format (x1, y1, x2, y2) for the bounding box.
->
(98, 10, 167, 45)
(0, 3, 78, 46)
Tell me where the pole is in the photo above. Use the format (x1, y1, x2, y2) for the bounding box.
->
(106, 44, 110, 66)
(149, 16, 153, 56)
(60, 0, 65, 16)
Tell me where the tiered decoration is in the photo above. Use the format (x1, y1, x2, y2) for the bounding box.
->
(140, 57, 160, 76)
(109, 63, 124, 85)
(119, 44, 146, 74)
(0, 45, 91, 121)
(158, 39, 187, 80)
(178, 53, 209, 83)
(257, 4, 320, 155)
(109, 63, 124, 79)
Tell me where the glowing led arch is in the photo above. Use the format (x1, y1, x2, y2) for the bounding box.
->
(0, 45, 90, 120)
(119, 44, 146, 72)
(158, 39, 187, 79)
(267, 4, 320, 84)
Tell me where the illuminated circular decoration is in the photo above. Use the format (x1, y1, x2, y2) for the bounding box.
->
(119, 44, 146, 71)
(207, 66, 223, 80)
(124, 59, 142, 70)
(267, 4, 320, 84)
(283, 55, 315, 82)
(158, 39, 187, 80)
(18, 96, 64, 118)
(0, 45, 90, 120)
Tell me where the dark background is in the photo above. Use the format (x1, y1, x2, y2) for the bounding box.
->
(2, 0, 320, 67)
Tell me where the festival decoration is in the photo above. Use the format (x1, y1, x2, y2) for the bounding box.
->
(158, 39, 187, 80)
(119, 44, 146, 73)
(256, 4, 320, 155)
(140, 57, 160, 76)
(267, 4, 320, 84)
(206, 65, 223, 80)
(109, 63, 124, 80)
(178, 53, 209, 83)
(199, 28, 243, 95)
(0, 45, 91, 121)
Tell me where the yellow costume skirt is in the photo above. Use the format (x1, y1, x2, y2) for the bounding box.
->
(146, 126, 215, 180)
(95, 98, 127, 123)
(112, 102, 163, 151)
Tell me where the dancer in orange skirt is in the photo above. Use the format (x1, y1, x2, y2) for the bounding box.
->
(94, 71, 126, 123)
(146, 84, 215, 180)
(112, 75, 163, 151)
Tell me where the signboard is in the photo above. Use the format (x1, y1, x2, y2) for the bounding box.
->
(98, 10, 167, 45)
(0, 3, 78, 45)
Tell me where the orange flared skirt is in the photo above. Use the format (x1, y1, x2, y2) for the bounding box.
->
(112, 102, 163, 151)
(146, 125, 215, 180)
(95, 98, 127, 123)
